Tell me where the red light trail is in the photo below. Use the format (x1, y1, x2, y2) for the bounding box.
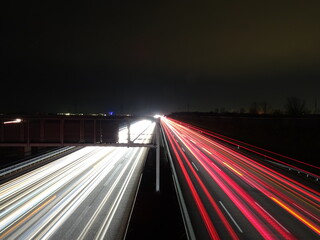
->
(161, 117, 320, 240)
(169, 118, 320, 174)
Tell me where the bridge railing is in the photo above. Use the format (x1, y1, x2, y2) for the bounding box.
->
(0, 114, 157, 147)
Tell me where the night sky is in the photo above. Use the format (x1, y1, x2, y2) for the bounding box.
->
(1, 1, 320, 115)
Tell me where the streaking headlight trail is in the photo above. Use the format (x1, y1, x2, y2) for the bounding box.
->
(0, 120, 155, 240)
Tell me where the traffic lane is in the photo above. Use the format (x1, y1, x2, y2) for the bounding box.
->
(172, 117, 320, 178)
(170, 136, 272, 240)
(48, 147, 134, 240)
(97, 147, 148, 240)
(0, 146, 101, 205)
(1, 119, 156, 239)
(174, 123, 320, 239)
(162, 119, 319, 239)
(170, 119, 320, 226)
(189, 148, 319, 240)
(0, 147, 123, 239)
(0, 146, 148, 240)
(0, 147, 107, 234)
(185, 124, 319, 199)
(207, 148, 320, 228)
(193, 130, 319, 194)
(49, 147, 148, 240)
(186, 130, 320, 236)
(165, 123, 276, 239)
(163, 124, 241, 239)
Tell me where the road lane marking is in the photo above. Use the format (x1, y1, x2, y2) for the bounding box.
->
(78, 148, 143, 240)
(255, 202, 290, 233)
(270, 197, 320, 235)
(219, 201, 243, 233)
(94, 148, 146, 239)
(191, 162, 199, 171)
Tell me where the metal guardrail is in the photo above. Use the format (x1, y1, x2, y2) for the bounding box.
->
(207, 134, 320, 183)
(0, 146, 75, 177)
(265, 160, 319, 183)
(186, 125, 320, 182)
(170, 118, 320, 182)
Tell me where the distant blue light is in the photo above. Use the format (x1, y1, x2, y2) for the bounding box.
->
(109, 111, 114, 116)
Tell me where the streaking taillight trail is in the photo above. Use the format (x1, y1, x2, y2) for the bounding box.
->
(169, 118, 320, 174)
(163, 121, 239, 240)
(161, 117, 320, 240)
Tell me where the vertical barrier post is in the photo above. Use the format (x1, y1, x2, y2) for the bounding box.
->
(127, 121, 131, 144)
(60, 119, 64, 145)
(156, 121, 160, 192)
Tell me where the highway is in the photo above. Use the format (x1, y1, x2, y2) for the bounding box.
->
(0, 119, 155, 240)
(161, 117, 320, 240)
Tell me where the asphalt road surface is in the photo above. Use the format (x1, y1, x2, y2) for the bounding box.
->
(0, 120, 155, 240)
(162, 117, 320, 240)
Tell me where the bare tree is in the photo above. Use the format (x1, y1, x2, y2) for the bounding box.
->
(249, 102, 259, 114)
(249, 102, 271, 115)
(260, 102, 271, 114)
(284, 97, 308, 115)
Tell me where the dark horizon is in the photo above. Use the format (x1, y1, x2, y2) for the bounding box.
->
(2, 1, 320, 115)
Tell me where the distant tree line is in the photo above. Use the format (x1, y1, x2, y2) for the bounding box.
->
(245, 97, 318, 116)
(180, 97, 319, 117)
(248, 97, 314, 116)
